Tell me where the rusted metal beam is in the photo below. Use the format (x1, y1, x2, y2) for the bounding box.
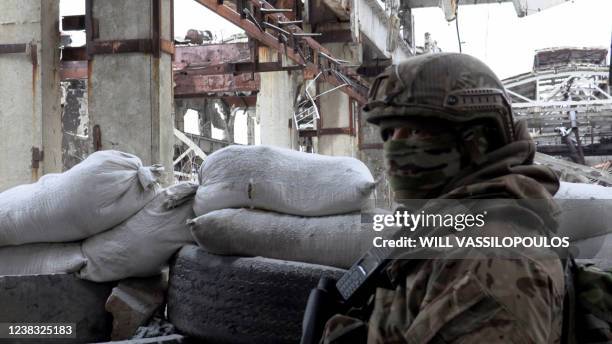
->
(318, 127, 352, 135)
(176, 62, 302, 76)
(174, 43, 251, 69)
(193, 0, 306, 64)
(62, 15, 86, 31)
(174, 72, 260, 95)
(252, 0, 368, 102)
(61, 61, 88, 80)
(317, 30, 352, 43)
(62, 47, 88, 61)
(0, 43, 37, 65)
(299, 127, 354, 137)
(62, 39, 174, 59)
(0, 43, 27, 54)
(299, 129, 318, 138)
(192, 0, 368, 103)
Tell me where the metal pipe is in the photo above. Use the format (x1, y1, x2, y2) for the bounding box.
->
(278, 20, 303, 25)
(262, 22, 291, 37)
(260, 8, 293, 13)
(293, 32, 322, 37)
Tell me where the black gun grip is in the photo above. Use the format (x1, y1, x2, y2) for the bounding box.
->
(300, 277, 342, 344)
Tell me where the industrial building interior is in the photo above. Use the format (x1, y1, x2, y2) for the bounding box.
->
(0, 0, 611, 343)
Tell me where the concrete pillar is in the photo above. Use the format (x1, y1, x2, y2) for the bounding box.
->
(0, 0, 61, 191)
(317, 42, 362, 158)
(88, 0, 173, 184)
(256, 48, 300, 149)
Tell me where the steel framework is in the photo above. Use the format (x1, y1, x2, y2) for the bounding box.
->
(504, 64, 611, 157)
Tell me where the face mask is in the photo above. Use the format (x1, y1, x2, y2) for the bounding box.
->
(383, 132, 461, 199)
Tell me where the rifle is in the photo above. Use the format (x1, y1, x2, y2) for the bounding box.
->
(300, 247, 393, 344)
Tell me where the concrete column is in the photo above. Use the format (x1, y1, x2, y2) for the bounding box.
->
(317, 42, 361, 157)
(88, 0, 173, 184)
(0, 0, 61, 191)
(256, 48, 300, 149)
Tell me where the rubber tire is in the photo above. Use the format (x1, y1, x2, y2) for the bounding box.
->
(168, 245, 345, 344)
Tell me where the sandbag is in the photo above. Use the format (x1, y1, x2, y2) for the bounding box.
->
(554, 182, 612, 242)
(0, 150, 161, 247)
(0, 243, 86, 276)
(189, 208, 379, 269)
(193, 145, 376, 217)
(555, 181, 612, 199)
(79, 182, 198, 282)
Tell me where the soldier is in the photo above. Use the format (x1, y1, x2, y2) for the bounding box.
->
(321, 53, 565, 343)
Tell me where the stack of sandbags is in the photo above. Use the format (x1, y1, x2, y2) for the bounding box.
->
(0, 150, 160, 276)
(0, 150, 198, 282)
(189, 145, 377, 269)
(554, 181, 612, 268)
(79, 182, 198, 282)
(0, 150, 161, 246)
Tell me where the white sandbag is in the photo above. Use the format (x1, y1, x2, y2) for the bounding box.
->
(0, 243, 86, 276)
(193, 145, 376, 217)
(189, 208, 380, 269)
(555, 182, 612, 242)
(554, 181, 612, 199)
(79, 182, 198, 282)
(0, 150, 161, 247)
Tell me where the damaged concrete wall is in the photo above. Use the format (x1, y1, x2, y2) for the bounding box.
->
(0, 0, 61, 191)
(61, 80, 89, 171)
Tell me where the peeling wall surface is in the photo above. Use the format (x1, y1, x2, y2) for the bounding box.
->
(61, 80, 89, 171)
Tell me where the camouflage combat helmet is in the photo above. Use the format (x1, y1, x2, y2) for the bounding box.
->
(364, 53, 516, 144)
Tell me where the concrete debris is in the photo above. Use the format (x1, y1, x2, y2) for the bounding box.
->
(105, 276, 168, 341)
(133, 317, 177, 339)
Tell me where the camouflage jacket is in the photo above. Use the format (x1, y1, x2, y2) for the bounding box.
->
(322, 121, 565, 344)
